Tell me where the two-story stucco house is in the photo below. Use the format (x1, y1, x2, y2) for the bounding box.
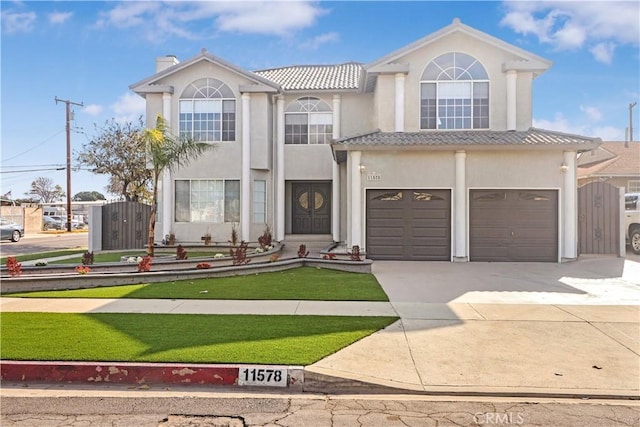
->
(130, 18, 600, 263)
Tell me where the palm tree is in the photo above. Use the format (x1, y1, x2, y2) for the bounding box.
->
(145, 115, 214, 256)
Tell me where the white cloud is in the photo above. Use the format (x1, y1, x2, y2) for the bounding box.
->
(580, 105, 603, 122)
(48, 11, 73, 25)
(299, 31, 339, 50)
(1, 10, 36, 34)
(111, 93, 146, 123)
(83, 104, 104, 117)
(534, 113, 625, 141)
(590, 42, 616, 65)
(501, 1, 639, 63)
(95, 1, 327, 41)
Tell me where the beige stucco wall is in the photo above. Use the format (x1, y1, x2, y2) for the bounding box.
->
(371, 31, 536, 133)
(466, 150, 564, 188)
(284, 145, 333, 180)
(340, 92, 374, 137)
(360, 150, 456, 188)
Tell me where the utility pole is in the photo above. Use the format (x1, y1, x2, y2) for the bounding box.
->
(55, 97, 83, 232)
(629, 102, 637, 144)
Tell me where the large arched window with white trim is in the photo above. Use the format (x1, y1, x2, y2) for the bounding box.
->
(285, 97, 333, 144)
(420, 52, 489, 130)
(179, 78, 236, 142)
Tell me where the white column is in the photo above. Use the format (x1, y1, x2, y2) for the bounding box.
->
(241, 93, 251, 242)
(332, 95, 341, 242)
(563, 151, 577, 260)
(275, 97, 285, 242)
(350, 151, 362, 248)
(506, 70, 517, 131)
(454, 150, 467, 261)
(161, 92, 172, 241)
(395, 73, 405, 132)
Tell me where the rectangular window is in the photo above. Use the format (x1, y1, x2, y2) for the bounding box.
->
(179, 99, 236, 142)
(253, 180, 266, 223)
(420, 81, 489, 130)
(627, 180, 640, 193)
(175, 179, 240, 223)
(285, 114, 308, 144)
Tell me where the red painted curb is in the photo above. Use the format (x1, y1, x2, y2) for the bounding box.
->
(1, 361, 239, 386)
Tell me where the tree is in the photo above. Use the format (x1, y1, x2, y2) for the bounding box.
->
(145, 115, 213, 256)
(73, 191, 106, 202)
(26, 177, 65, 203)
(76, 118, 152, 202)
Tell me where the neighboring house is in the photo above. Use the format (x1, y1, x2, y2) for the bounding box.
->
(577, 142, 640, 192)
(130, 18, 600, 263)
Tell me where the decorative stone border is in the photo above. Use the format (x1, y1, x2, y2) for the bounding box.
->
(0, 257, 372, 294)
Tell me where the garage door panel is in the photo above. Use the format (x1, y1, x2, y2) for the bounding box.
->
(367, 189, 451, 261)
(470, 189, 557, 262)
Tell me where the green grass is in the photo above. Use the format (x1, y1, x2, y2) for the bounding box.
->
(7, 267, 389, 301)
(49, 250, 224, 264)
(1, 249, 87, 265)
(0, 312, 398, 365)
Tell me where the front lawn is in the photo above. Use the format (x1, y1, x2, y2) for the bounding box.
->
(7, 267, 389, 301)
(0, 312, 397, 365)
(1, 249, 87, 265)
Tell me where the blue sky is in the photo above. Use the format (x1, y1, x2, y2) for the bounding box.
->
(1, 1, 639, 200)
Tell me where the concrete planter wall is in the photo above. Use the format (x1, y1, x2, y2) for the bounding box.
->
(1, 257, 372, 294)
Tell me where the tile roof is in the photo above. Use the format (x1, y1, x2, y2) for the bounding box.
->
(334, 128, 601, 147)
(578, 142, 640, 178)
(254, 63, 363, 91)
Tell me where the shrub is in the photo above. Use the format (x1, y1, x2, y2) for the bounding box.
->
(214, 253, 225, 258)
(322, 253, 337, 260)
(82, 251, 94, 265)
(270, 254, 280, 263)
(6, 256, 22, 277)
(230, 241, 250, 265)
(202, 233, 212, 246)
(258, 225, 273, 249)
(138, 256, 152, 272)
(35, 261, 48, 267)
(176, 244, 188, 260)
(297, 244, 309, 258)
(348, 245, 363, 261)
(75, 266, 91, 275)
(196, 262, 211, 269)
(229, 224, 239, 247)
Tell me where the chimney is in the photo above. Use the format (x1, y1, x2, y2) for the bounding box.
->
(156, 55, 179, 73)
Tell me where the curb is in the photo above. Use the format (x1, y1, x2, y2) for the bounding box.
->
(0, 361, 304, 391)
(2, 361, 638, 400)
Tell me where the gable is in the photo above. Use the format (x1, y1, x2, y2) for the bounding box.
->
(366, 18, 551, 77)
(130, 50, 280, 95)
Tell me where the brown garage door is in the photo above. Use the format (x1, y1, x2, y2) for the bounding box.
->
(366, 189, 451, 260)
(470, 189, 558, 262)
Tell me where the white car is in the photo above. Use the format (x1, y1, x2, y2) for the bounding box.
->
(625, 193, 640, 255)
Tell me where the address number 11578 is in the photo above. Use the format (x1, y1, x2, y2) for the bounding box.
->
(238, 367, 287, 387)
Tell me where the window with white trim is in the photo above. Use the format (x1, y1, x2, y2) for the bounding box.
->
(420, 52, 489, 130)
(628, 180, 640, 193)
(175, 179, 240, 223)
(253, 180, 266, 223)
(285, 97, 333, 144)
(179, 78, 236, 142)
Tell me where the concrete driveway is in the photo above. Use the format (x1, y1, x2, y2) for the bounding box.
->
(307, 256, 640, 397)
(371, 256, 640, 305)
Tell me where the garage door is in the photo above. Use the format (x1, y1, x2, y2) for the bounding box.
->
(366, 189, 451, 260)
(470, 189, 558, 262)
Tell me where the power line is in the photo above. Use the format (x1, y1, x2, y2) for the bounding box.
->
(0, 129, 66, 163)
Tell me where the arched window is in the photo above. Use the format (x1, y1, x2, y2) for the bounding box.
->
(179, 78, 236, 142)
(285, 97, 333, 144)
(420, 52, 489, 130)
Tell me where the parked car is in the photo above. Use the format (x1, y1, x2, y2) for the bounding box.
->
(0, 218, 24, 242)
(50, 215, 83, 230)
(43, 215, 65, 231)
(625, 193, 640, 255)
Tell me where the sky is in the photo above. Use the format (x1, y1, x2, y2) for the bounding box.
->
(1, 0, 639, 201)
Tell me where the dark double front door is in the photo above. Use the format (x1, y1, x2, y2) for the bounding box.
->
(292, 182, 331, 234)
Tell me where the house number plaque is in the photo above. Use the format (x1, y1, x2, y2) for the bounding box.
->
(367, 172, 381, 181)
